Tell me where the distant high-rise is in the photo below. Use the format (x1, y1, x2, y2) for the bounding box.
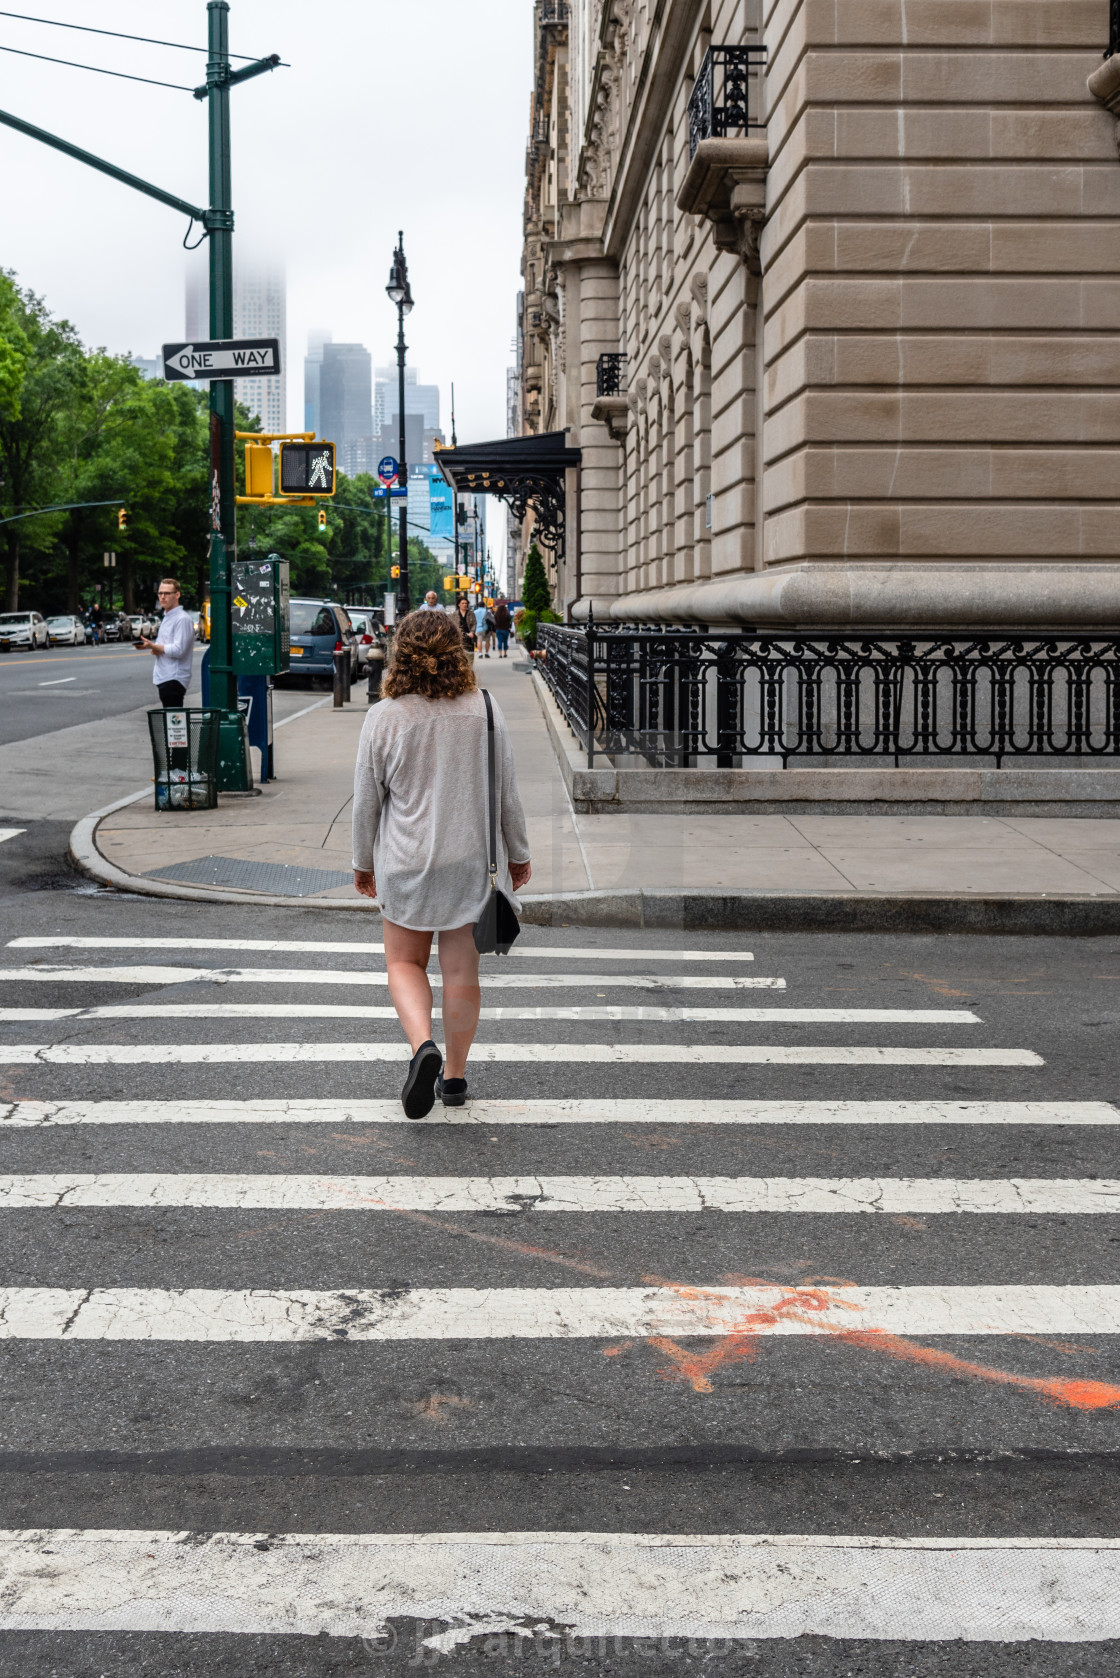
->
(184, 258, 287, 433)
(320, 343, 373, 477)
(375, 365, 440, 434)
(304, 329, 332, 436)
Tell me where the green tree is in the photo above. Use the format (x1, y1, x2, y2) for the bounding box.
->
(0, 273, 85, 609)
(521, 543, 552, 614)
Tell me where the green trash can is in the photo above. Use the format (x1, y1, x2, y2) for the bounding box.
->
(148, 707, 221, 811)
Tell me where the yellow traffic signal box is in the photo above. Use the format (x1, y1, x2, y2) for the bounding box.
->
(245, 443, 274, 499)
(117, 508, 129, 530)
(281, 441, 336, 497)
(391, 565, 400, 578)
(317, 508, 327, 531)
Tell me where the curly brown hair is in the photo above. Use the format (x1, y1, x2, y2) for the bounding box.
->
(381, 607, 477, 700)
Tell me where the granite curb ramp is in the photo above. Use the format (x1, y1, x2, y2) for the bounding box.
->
(69, 809, 1120, 935)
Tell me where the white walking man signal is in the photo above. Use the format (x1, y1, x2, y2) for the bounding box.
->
(308, 450, 331, 490)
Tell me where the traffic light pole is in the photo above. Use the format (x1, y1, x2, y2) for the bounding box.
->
(206, 0, 237, 715)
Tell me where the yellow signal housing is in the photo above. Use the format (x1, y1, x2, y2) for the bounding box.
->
(443, 575, 454, 590)
(391, 565, 401, 578)
(117, 508, 128, 530)
(244, 443, 274, 499)
(317, 507, 327, 531)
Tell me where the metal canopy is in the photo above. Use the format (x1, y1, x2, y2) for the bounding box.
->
(435, 431, 581, 558)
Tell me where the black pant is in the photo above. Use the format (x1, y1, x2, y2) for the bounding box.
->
(158, 680, 187, 708)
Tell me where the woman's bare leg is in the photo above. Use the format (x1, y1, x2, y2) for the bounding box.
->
(437, 923, 481, 1078)
(383, 919, 436, 1052)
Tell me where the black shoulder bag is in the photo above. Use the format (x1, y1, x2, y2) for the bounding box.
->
(473, 689, 522, 955)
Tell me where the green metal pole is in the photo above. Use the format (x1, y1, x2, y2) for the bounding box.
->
(206, 0, 237, 716)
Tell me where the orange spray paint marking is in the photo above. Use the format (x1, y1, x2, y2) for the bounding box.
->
(834, 1329, 1120, 1413)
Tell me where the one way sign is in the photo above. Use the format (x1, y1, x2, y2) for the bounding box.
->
(161, 338, 282, 381)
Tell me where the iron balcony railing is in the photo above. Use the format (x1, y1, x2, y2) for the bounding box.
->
(596, 352, 627, 397)
(1110, 0, 1119, 56)
(688, 44, 767, 159)
(536, 621, 1120, 770)
(540, 0, 569, 23)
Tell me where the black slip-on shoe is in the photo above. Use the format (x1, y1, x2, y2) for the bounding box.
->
(437, 1075, 468, 1108)
(401, 1040, 442, 1119)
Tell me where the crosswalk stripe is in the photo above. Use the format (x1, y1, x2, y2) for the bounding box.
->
(0, 1004, 980, 1024)
(0, 968, 783, 992)
(7, 938, 757, 962)
(0, 1529, 1115, 1643)
(0, 1044, 1042, 1066)
(3, 1173, 1115, 1214)
(0, 1284, 1115, 1340)
(0, 1099, 1108, 1127)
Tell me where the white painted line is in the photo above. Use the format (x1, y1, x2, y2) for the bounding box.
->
(0, 1284, 1115, 1340)
(37, 676, 75, 686)
(0, 1004, 979, 1024)
(3, 1172, 1115, 1214)
(7, 937, 755, 962)
(3, 966, 798, 995)
(1, 1529, 1117, 1643)
(0, 969, 786, 991)
(0, 1044, 1043, 1067)
(0, 830, 24, 845)
(0, 1099, 1108, 1129)
(273, 696, 331, 728)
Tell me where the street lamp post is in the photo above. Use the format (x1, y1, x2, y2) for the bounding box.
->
(385, 232, 414, 617)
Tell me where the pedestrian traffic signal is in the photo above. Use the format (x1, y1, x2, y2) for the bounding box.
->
(117, 508, 128, 530)
(280, 440, 336, 497)
(317, 507, 327, 531)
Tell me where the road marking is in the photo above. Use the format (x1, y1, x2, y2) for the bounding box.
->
(0, 1003, 978, 1024)
(7, 937, 755, 962)
(0, 1044, 1042, 1067)
(0, 1284, 1114, 1340)
(0, 968, 785, 991)
(37, 676, 76, 686)
(0, 830, 24, 845)
(0, 1099, 1108, 1128)
(0, 1529, 1116, 1643)
(273, 697, 332, 728)
(2, 1172, 1115, 1214)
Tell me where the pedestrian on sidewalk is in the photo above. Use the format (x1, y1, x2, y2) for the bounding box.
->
(473, 598, 493, 658)
(454, 594, 476, 660)
(135, 577, 195, 707)
(420, 590, 441, 611)
(352, 608, 531, 1118)
(493, 596, 511, 657)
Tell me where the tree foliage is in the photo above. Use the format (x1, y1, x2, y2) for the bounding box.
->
(521, 543, 552, 615)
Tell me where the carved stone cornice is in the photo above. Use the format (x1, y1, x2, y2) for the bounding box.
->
(1088, 53, 1120, 113)
(590, 394, 630, 441)
(676, 137, 769, 273)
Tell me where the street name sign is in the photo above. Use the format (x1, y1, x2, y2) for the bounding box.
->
(373, 485, 408, 500)
(161, 338, 282, 381)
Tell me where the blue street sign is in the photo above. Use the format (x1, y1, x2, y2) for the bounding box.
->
(372, 486, 408, 500)
(377, 455, 399, 485)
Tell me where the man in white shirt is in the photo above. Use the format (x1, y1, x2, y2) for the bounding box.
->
(136, 577, 195, 706)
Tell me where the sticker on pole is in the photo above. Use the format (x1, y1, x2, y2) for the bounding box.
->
(161, 339, 282, 381)
(377, 456, 399, 485)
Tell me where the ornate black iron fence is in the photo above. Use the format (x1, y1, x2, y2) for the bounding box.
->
(688, 44, 768, 158)
(596, 352, 627, 397)
(536, 622, 1120, 769)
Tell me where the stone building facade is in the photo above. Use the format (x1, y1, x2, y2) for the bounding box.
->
(517, 0, 1120, 630)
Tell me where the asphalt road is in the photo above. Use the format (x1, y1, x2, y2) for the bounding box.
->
(0, 824, 1117, 1673)
(0, 641, 204, 748)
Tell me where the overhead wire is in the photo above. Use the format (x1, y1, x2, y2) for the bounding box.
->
(0, 40, 195, 89)
(0, 10, 259, 58)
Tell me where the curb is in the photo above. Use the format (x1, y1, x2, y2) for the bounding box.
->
(69, 811, 1120, 933)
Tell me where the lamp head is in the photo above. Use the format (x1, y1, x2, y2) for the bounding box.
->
(386, 233, 412, 309)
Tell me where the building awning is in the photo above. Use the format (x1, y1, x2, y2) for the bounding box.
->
(434, 430, 581, 557)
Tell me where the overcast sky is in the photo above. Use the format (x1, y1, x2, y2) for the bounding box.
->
(0, 0, 531, 446)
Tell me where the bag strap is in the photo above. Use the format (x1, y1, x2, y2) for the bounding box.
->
(482, 688, 497, 890)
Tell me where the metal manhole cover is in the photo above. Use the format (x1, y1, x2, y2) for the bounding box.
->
(143, 854, 352, 897)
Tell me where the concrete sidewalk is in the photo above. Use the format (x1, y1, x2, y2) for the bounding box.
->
(73, 649, 1120, 931)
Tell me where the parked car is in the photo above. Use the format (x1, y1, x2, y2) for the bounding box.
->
(45, 614, 86, 646)
(0, 611, 49, 651)
(346, 605, 385, 669)
(280, 599, 359, 685)
(100, 612, 126, 643)
(126, 614, 157, 641)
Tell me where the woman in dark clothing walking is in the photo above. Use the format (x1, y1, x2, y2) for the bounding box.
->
(454, 595, 476, 659)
